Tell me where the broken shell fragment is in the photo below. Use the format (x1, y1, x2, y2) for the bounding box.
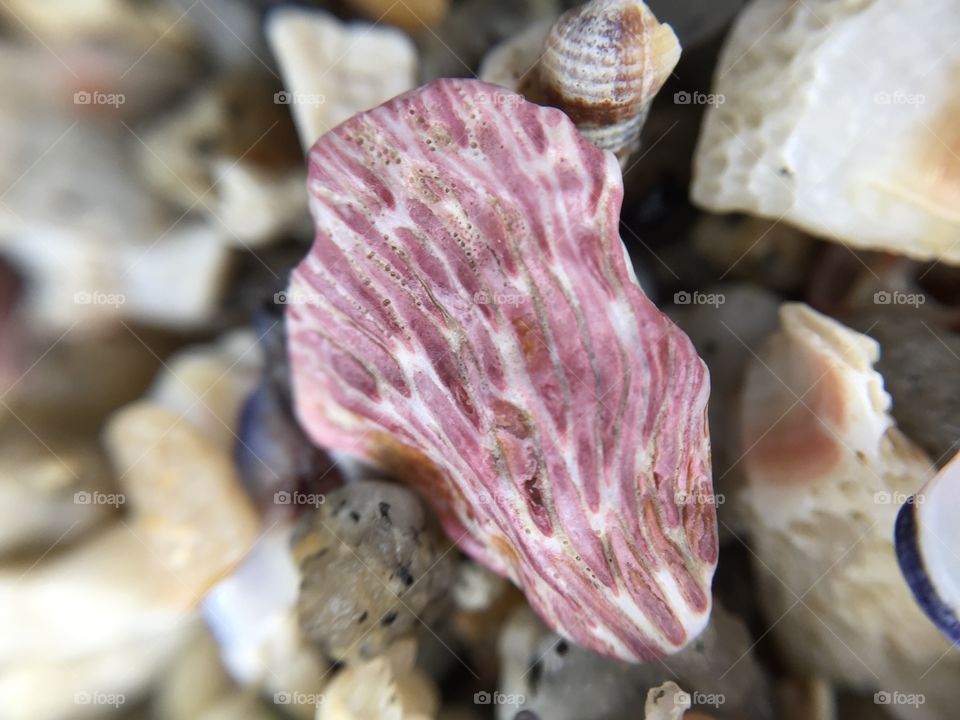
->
(849, 309, 960, 470)
(691, 0, 960, 265)
(287, 78, 716, 662)
(896, 451, 960, 644)
(644, 681, 689, 720)
(737, 303, 960, 717)
(136, 72, 308, 247)
(318, 638, 439, 720)
(266, 7, 418, 152)
(539, 0, 681, 162)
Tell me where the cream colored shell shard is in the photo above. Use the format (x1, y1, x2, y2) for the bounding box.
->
(317, 639, 439, 720)
(738, 304, 960, 719)
(691, 0, 960, 265)
(266, 7, 418, 151)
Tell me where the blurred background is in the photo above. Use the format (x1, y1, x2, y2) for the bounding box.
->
(1, 0, 958, 719)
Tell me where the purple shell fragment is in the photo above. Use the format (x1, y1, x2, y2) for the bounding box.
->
(896, 451, 960, 644)
(286, 79, 716, 661)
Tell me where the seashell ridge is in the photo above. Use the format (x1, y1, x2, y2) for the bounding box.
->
(286, 78, 716, 662)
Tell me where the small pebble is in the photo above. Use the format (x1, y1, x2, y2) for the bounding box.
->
(293, 480, 457, 660)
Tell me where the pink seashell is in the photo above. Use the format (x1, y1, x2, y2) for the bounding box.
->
(286, 78, 716, 661)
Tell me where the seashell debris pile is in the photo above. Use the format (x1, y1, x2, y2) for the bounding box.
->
(1, 1, 958, 719)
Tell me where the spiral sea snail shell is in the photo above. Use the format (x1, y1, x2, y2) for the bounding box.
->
(539, 0, 681, 163)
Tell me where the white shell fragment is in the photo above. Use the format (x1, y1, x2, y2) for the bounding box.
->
(203, 525, 329, 720)
(692, 0, 960, 265)
(148, 329, 262, 452)
(318, 638, 439, 720)
(644, 681, 689, 720)
(738, 303, 960, 719)
(896, 451, 960, 644)
(266, 7, 418, 151)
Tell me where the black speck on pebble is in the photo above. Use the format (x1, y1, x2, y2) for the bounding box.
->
(396, 566, 414, 586)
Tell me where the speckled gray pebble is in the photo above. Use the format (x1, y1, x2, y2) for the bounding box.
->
(293, 479, 458, 660)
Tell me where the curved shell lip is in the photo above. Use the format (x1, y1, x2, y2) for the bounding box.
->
(895, 496, 960, 643)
